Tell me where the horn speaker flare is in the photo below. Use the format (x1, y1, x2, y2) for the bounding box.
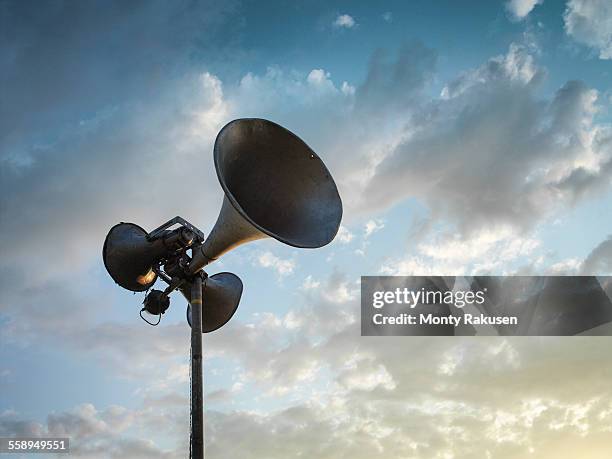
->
(189, 118, 343, 273)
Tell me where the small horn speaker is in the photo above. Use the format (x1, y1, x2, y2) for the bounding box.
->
(190, 118, 343, 272)
(103, 223, 167, 292)
(184, 272, 243, 333)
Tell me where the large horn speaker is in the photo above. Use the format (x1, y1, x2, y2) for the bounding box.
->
(184, 272, 244, 333)
(103, 223, 168, 292)
(190, 118, 343, 273)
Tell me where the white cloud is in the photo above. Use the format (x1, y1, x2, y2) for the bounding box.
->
(255, 251, 296, 276)
(339, 362, 396, 391)
(364, 219, 385, 237)
(301, 275, 321, 290)
(1, 70, 228, 282)
(352, 220, 385, 256)
(365, 42, 612, 235)
(582, 234, 612, 274)
(322, 273, 358, 304)
(6, 269, 612, 458)
(441, 42, 540, 100)
(548, 257, 582, 274)
(381, 226, 541, 275)
(340, 81, 356, 96)
(202, 330, 612, 458)
(235, 66, 353, 114)
(306, 68, 329, 84)
(506, 0, 543, 20)
(282, 310, 304, 330)
(564, 0, 612, 59)
(336, 225, 354, 243)
(418, 227, 539, 263)
(306, 68, 337, 94)
(0, 402, 187, 458)
(333, 14, 356, 29)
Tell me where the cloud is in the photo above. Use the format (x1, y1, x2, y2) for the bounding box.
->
(6, 352, 612, 459)
(364, 219, 385, 237)
(255, 251, 296, 276)
(234, 66, 354, 120)
(0, 1, 234, 157)
(3, 8, 612, 456)
(380, 227, 612, 277)
(3, 37, 609, 386)
(279, 270, 358, 336)
(6, 321, 612, 459)
(301, 275, 321, 290)
(0, 48, 233, 379)
(505, 0, 543, 20)
(582, 234, 612, 274)
(306, 68, 339, 95)
(206, 319, 612, 458)
(333, 14, 356, 29)
(355, 41, 436, 111)
(0, 44, 366, 408)
(1, 69, 229, 279)
(6, 265, 612, 458)
(338, 361, 396, 391)
(353, 219, 385, 256)
(204, 394, 612, 458)
(362, 42, 612, 235)
(336, 225, 355, 244)
(1, 288, 189, 379)
(322, 271, 358, 304)
(548, 257, 582, 274)
(564, 0, 612, 59)
(380, 226, 542, 275)
(1, 403, 187, 458)
(340, 81, 356, 96)
(1, 7, 607, 285)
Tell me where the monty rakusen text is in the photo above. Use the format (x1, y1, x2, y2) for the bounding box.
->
(371, 287, 518, 326)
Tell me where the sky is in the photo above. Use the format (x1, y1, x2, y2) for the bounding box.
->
(1, 0, 612, 457)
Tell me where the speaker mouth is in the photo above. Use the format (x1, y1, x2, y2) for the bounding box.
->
(185, 272, 243, 333)
(213, 118, 343, 249)
(103, 222, 158, 292)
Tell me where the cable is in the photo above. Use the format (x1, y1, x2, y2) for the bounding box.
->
(139, 288, 163, 326)
(139, 308, 162, 326)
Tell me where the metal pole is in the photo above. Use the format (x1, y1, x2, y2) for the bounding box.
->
(190, 273, 204, 459)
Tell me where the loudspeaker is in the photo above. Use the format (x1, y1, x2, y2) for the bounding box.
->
(103, 223, 169, 292)
(189, 118, 343, 273)
(102, 118, 343, 334)
(184, 272, 243, 332)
